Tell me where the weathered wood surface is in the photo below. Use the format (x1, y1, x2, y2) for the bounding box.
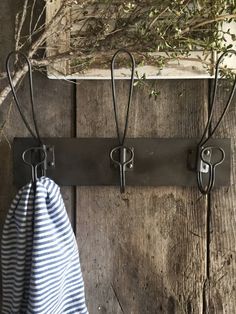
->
(1, 1, 236, 313)
(0, 76, 75, 305)
(0, 74, 75, 219)
(0, 1, 75, 306)
(207, 82, 236, 313)
(76, 80, 208, 313)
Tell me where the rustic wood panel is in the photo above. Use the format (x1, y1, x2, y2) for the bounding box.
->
(76, 80, 208, 313)
(0, 2, 76, 307)
(207, 81, 236, 313)
(0, 74, 75, 307)
(0, 72, 75, 222)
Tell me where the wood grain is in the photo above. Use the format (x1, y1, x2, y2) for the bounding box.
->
(76, 79, 208, 313)
(0, 0, 76, 310)
(207, 81, 236, 313)
(0, 74, 75, 307)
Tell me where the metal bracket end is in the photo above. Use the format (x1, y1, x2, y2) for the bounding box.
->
(187, 148, 210, 173)
(45, 145, 55, 170)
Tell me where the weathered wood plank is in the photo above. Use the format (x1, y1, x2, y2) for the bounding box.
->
(208, 81, 236, 313)
(0, 73, 75, 307)
(76, 79, 208, 313)
(0, 72, 75, 218)
(0, 4, 75, 307)
(0, 0, 76, 309)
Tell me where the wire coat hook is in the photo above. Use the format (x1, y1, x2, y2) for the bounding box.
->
(22, 147, 46, 183)
(6, 51, 48, 180)
(6, 51, 42, 144)
(196, 49, 236, 194)
(110, 49, 135, 193)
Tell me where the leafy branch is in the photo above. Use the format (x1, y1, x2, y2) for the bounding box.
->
(0, 0, 235, 113)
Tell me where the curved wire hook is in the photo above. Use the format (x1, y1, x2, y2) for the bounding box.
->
(110, 145, 134, 193)
(197, 49, 236, 194)
(111, 48, 135, 146)
(6, 51, 42, 145)
(110, 49, 135, 193)
(22, 147, 46, 183)
(199, 49, 236, 147)
(197, 146, 225, 194)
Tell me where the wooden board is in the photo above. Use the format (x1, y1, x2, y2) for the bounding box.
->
(0, 76, 75, 308)
(0, 1, 76, 306)
(207, 81, 236, 313)
(76, 80, 208, 313)
(1, 0, 236, 312)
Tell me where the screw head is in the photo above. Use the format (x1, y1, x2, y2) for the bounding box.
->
(204, 149, 210, 156)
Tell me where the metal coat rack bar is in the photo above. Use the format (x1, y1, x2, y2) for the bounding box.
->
(13, 137, 231, 188)
(7, 49, 236, 194)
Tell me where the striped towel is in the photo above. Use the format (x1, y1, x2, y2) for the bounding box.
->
(1, 177, 88, 314)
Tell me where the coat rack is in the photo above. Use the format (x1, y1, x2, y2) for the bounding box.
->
(13, 137, 231, 188)
(7, 49, 235, 194)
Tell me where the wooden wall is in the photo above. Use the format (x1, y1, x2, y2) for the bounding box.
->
(0, 2, 235, 313)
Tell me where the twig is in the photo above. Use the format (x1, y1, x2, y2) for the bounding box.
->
(29, 0, 73, 57)
(182, 14, 236, 34)
(148, 6, 169, 29)
(29, 0, 37, 43)
(15, 12, 20, 45)
(0, 66, 27, 108)
(15, 0, 29, 50)
(0, 74, 25, 146)
(32, 3, 47, 34)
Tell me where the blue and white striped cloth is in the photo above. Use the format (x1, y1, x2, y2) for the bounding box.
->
(1, 177, 88, 314)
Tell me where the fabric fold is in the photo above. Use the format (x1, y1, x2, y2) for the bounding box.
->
(1, 177, 88, 314)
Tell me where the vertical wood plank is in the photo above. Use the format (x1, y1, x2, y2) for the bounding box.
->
(0, 71, 75, 221)
(0, 1, 76, 310)
(76, 79, 208, 313)
(0, 73, 75, 307)
(208, 81, 236, 313)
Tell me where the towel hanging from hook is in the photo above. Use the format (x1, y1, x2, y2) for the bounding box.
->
(110, 49, 135, 193)
(196, 49, 236, 195)
(4, 54, 89, 311)
(6, 51, 54, 182)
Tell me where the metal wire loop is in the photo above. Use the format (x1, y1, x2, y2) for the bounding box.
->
(197, 146, 225, 194)
(6, 51, 42, 146)
(197, 49, 236, 194)
(110, 49, 135, 193)
(22, 147, 46, 182)
(111, 48, 135, 146)
(199, 49, 236, 147)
